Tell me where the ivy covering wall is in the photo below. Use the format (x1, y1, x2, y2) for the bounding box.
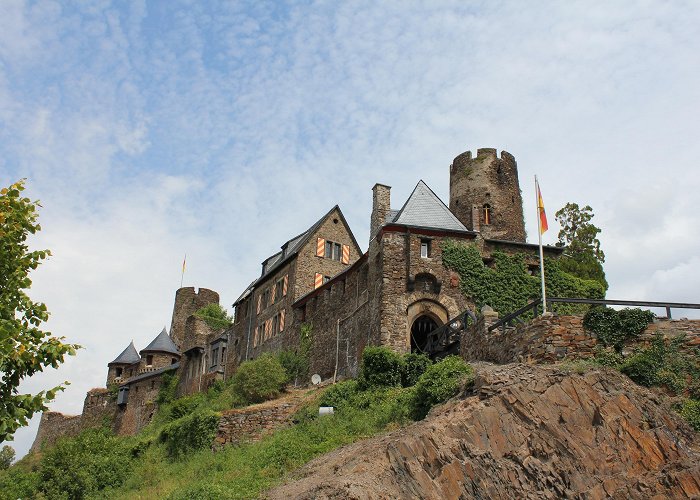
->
(442, 240, 605, 316)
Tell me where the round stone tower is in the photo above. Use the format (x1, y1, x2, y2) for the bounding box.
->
(449, 148, 526, 242)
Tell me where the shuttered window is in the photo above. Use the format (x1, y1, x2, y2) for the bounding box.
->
(279, 309, 285, 332)
(341, 244, 350, 264)
(282, 275, 288, 296)
(314, 272, 323, 289)
(316, 238, 325, 257)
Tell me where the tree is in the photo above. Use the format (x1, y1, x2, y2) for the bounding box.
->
(0, 445, 14, 469)
(555, 202, 608, 291)
(0, 180, 80, 442)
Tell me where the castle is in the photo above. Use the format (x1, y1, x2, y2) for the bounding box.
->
(32, 147, 564, 447)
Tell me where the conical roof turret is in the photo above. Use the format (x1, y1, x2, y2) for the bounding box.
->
(109, 341, 141, 365)
(141, 327, 180, 356)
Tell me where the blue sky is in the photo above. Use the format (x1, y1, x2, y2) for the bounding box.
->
(3, 0, 700, 457)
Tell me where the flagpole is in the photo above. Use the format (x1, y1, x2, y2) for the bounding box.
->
(180, 253, 186, 289)
(535, 176, 547, 315)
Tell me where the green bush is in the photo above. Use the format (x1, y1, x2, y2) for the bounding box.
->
(411, 356, 474, 420)
(39, 428, 132, 499)
(231, 353, 288, 404)
(620, 334, 699, 395)
(676, 399, 700, 431)
(278, 350, 310, 387)
(592, 346, 625, 367)
(583, 307, 655, 351)
(159, 410, 220, 459)
(194, 304, 233, 330)
(319, 379, 358, 410)
(402, 352, 432, 387)
(0, 463, 39, 500)
(358, 347, 404, 390)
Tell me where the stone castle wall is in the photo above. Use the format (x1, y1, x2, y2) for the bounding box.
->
(462, 313, 700, 364)
(377, 230, 472, 352)
(294, 257, 372, 381)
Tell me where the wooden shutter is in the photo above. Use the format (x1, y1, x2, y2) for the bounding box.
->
(341, 244, 350, 264)
(316, 238, 325, 257)
(271, 283, 277, 303)
(279, 309, 285, 332)
(256, 294, 262, 314)
(253, 326, 259, 347)
(314, 272, 323, 289)
(282, 275, 288, 296)
(266, 319, 272, 340)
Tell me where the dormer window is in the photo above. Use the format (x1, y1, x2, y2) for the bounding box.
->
(483, 204, 492, 225)
(115, 367, 123, 378)
(146, 355, 153, 367)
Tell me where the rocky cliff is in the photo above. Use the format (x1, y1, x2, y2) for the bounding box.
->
(267, 363, 700, 499)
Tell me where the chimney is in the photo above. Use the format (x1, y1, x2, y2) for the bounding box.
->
(371, 183, 391, 242)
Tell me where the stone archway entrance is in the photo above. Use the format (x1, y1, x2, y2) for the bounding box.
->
(410, 315, 439, 353)
(406, 299, 449, 354)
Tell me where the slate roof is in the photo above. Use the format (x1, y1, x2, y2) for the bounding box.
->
(141, 327, 180, 355)
(109, 341, 140, 365)
(233, 205, 361, 305)
(388, 180, 471, 233)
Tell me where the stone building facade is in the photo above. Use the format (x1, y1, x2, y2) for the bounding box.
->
(33, 147, 566, 447)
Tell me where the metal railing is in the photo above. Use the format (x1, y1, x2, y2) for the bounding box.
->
(422, 308, 477, 359)
(487, 297, 700, 333)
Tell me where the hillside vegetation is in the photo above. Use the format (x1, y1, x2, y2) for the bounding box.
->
(0, 349, 472, 499)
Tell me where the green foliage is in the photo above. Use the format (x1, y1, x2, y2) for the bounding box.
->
(410, 356, 474, 420)
(0, 445, 14, 470)
(194, 303, 233, 331)
(318, 379, 359, 410)
(592, 346, 625, 367)
(0, 461, 39, 500)
(167, 482, 238, 500)
(231, 353, 288, 404)
(159, 410, 220, 459)
(583, 307, 655, 351)
(279, 323, 313, 386)
(39, 428, 132, 499)
(357, 347, 404, 390)
(157, 373, 180, 405)
(401, 352, 432, 387)
(441, 240, 604, 317)
(555, 202, 608, 290)
(620, 334, 700, 394)
(676, 399, 700, 432)
(0, 179, 80, 441)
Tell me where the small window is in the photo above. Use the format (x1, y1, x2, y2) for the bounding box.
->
(115, 367, 123, 378)
(332, 243, 341, 261)
(171, 358, 177, 365)
(146, 355, 153, 367)
(221, 346, 226, 364)
(323, 275, 331, 284)
(325, 241, 332, 258)
(483, 204, 492, 225)
(420, 239, 431, 259)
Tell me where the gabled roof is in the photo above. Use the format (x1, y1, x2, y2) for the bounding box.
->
(141, 327, 180, 356)
(109, 341, 140, 366)
(233, 205, 361, 305)
(388, 180, 470, 233)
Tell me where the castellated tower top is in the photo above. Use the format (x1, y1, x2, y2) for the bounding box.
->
(449, 148, 526, 242)
(169, 287, 220, 350)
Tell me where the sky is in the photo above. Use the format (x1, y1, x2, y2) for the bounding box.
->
(2, 0, 700, 458)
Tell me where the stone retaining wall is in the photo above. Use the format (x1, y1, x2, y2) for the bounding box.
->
(213, 390, 314, 449)
(462, 313, 700, 364)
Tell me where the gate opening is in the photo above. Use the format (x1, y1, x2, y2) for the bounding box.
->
(411, 315, 439, 353)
